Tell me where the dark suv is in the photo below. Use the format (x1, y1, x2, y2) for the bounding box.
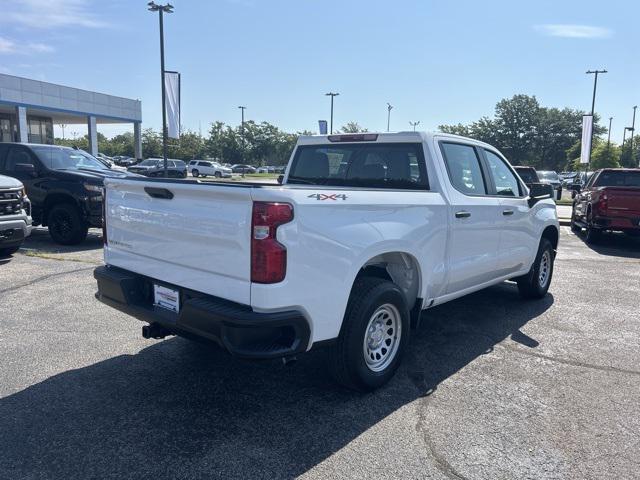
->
(0, 143, 139, 245)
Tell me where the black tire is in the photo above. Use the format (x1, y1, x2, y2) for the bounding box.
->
(584, 208, 601, 244)
(516, 237, 555, 299)
(214, 171, 222, 178)
(0, 246, 20, 257)
(329, 277, 409, 392)
(192, 169, 199, 177)
(47, 203, 88, 245)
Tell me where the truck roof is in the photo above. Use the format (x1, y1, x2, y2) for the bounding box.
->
(295, 131, 496, 149)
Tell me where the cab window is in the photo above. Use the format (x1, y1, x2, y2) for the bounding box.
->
(440, 143, 487, 195)
(483, 149, 522, 197)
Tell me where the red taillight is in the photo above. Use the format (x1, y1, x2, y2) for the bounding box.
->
(596, 193, 608, 214)
(102, 188, 107, 245)
(251, 202, 293, 283)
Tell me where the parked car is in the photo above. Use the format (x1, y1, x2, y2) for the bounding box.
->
(570, 168, 640, 242)
(537, 170, 562, 200)
(231, 164, 256, 174)
(0, 143, 140, 245)
(187, 160, 232, 178)
(0, 174, 32, 256)
(95, 132, 558, 391)
(513, 166, 540, 186)
(127, 158, 187, 178)
(113, 156, 137, 167)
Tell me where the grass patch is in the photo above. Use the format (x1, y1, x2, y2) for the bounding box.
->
(23, 250, 99, 264)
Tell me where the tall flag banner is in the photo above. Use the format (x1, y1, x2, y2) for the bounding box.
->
(580, 115, 593, 165)
(318, 120, 328, 135)
(164, 71, 181, 139)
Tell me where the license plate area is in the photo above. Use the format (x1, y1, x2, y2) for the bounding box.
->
(153, 284, 180, 313)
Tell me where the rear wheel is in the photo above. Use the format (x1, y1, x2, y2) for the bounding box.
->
(329, 277, 409, 391)
(585, 208, 601, 244)
(192, 169, 199, 177)
(47, 203, 88, 245)
(517, 237, 554, 299)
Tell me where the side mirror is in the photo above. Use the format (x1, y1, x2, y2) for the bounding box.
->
(15, 163, 37, 177)
(571, 190, 577, 199)
(527, 182, 553, 208)
(277, 174, 284, 185)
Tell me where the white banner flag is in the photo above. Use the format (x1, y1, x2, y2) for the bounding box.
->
(318, 120, 328, 135)
(580, 115, 593, 165)
(164, 71, 180, 139)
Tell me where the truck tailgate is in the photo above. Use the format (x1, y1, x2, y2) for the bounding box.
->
(103, 178, 253, 305)
(605, 187, 640, 215)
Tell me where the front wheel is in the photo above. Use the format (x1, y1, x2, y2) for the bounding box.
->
(191, 169, 199, 177)
(570, 208, 581, 233)
(516, 237, 555, 299)
(214, 171, 222, 178)
(47, 203, 88, 245)
(329, 277, 409, 391)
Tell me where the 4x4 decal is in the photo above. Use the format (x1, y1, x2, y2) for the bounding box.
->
(307, 193, 348, 201)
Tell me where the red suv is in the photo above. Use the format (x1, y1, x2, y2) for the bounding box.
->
(571, 168, 640, 242)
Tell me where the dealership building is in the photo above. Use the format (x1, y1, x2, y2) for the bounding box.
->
(0, 73, 142, 158)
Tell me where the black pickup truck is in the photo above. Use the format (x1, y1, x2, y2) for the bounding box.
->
(0, 143, 139, 245)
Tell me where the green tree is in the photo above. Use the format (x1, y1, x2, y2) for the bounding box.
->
(340, 122, 368, 133)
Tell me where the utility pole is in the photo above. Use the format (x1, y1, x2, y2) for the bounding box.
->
(386, 103, 393, 132)
(607, 117, 612, 148)
(238, 106, 246, 162)
(409, 121, 420, 131)
(148, 1, 174, 177)
(325, 92, 339, 134)
(585, 69, 607, 170)
(630, 106, 637, 163)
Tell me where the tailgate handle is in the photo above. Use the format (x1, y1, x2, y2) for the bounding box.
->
(144, 187, 174, 199)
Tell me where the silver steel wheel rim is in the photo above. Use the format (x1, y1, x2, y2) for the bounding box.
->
(363, 303, 402, 372)
(538, 250, 551, 288)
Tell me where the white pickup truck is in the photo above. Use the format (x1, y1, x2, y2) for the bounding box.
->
(95, 132, 559, 390)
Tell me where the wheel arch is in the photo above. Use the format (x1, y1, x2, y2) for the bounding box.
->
(541, 224, 559, 250)
(353, 251, 422, 311)
(43, 193, 81, 226)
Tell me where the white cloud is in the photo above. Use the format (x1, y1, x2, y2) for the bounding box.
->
(0, 36, 55, 55)
(535, 24, 612, 39)
(2, 0, 108, 29)
(0, 37, 16, 53)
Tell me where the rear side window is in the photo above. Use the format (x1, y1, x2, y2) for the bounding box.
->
(595, 171, 640, 187)
(483, 149, 522, 197)
(198, 161, 211, 167)
(287, 143, 428, 190)
(440, 143, 486, 195)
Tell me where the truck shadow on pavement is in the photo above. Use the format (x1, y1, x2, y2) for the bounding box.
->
(0, 283, 553, 479)
(21, 227, 103, 255)
(573, 230, 640, 259)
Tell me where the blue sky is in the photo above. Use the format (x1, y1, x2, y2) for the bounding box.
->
(0, 0, 637, 142)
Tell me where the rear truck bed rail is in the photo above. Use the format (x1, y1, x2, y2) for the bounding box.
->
(94, 265, 310, 359)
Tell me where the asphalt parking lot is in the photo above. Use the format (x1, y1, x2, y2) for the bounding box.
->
(1, 227, 639, 479)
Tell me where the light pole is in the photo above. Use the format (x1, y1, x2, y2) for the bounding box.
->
(585, 69, 607, 169)
(607, 117, 612, 149)
(59, 123, 66, 140)
(325, 92, 339, 134)
(409, 121, 420, 131)
(148, 1, 174, 177)
(630, 106, 637, 162)
(238, 106, 246, 161)
(386, 103, 393, 132)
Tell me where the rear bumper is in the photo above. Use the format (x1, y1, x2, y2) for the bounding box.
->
(594, 215, 640, 231)
(94, 265, 310, 359)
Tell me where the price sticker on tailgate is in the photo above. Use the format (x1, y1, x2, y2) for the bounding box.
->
(153, 284, 180, 313)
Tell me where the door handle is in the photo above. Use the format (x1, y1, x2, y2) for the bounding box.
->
(455, 211, 471, 219)
(144, 187, 174, 199)
(502, 209, 514, 216)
